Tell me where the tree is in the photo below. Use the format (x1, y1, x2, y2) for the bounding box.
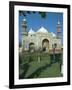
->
(19, 41, 22, 47)
(19, 11, 46, 18)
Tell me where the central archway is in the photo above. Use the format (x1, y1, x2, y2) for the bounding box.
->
(42, 39, 49, 52)
(29, 42, 35, 52)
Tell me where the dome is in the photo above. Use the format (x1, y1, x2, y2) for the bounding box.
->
(37, 26, 48, 33)
(51, 32, 56, 37)
(28, 28, 35, 34)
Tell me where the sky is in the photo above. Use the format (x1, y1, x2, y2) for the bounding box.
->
(19, 11, 63, 43)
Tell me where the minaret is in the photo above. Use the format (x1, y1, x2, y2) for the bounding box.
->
(57, 20, 61, 39)
(22, 19, 28, 35)
(22, 19, 28, 51)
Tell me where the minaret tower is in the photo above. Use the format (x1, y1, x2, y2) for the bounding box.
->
(57, 20, 61, 39)
(22, 19, 28, 51)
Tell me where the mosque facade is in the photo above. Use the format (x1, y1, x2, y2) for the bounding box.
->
(20, 19, 62, 53)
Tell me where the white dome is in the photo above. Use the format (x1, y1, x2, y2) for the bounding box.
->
(37, 26, 48, 33)
(51, 32, 56, 37)
(28, 28, 35, 34)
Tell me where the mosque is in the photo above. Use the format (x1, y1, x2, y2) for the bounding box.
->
(20, 19, 62, 53)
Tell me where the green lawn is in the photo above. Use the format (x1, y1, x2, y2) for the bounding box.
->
(19, 52, 62, 79)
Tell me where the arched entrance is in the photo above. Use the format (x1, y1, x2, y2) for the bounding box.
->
(42, 39, 49, 52)
(29, 42, 35, 52)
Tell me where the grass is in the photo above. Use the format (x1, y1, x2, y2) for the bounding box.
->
(19, 52, 62, 79)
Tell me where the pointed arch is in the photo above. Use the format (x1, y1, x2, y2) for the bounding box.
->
(42, 39, 49, 52)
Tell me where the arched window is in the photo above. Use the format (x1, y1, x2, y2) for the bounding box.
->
(29, 42, 35, 52)
(42, 39, 49, 52)
(54, 43, 57, 48)
(52, 43, 57, 48)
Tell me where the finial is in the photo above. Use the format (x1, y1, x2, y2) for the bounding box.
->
(23, 18, 26, 22)
(58, 20, 60, 25)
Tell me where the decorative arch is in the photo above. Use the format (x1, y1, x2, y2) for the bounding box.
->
(42, 39, 49, 52)
(29, 42, 34, 46)
(29, 42, 35, 52)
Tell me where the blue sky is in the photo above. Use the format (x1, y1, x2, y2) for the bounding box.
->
(19, 11, 63, 43)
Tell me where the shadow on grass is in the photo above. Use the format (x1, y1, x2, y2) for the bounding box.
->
(19, 55, 34, 79)
(26, 64, 51, 78)
(19, 63, 30, 79)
